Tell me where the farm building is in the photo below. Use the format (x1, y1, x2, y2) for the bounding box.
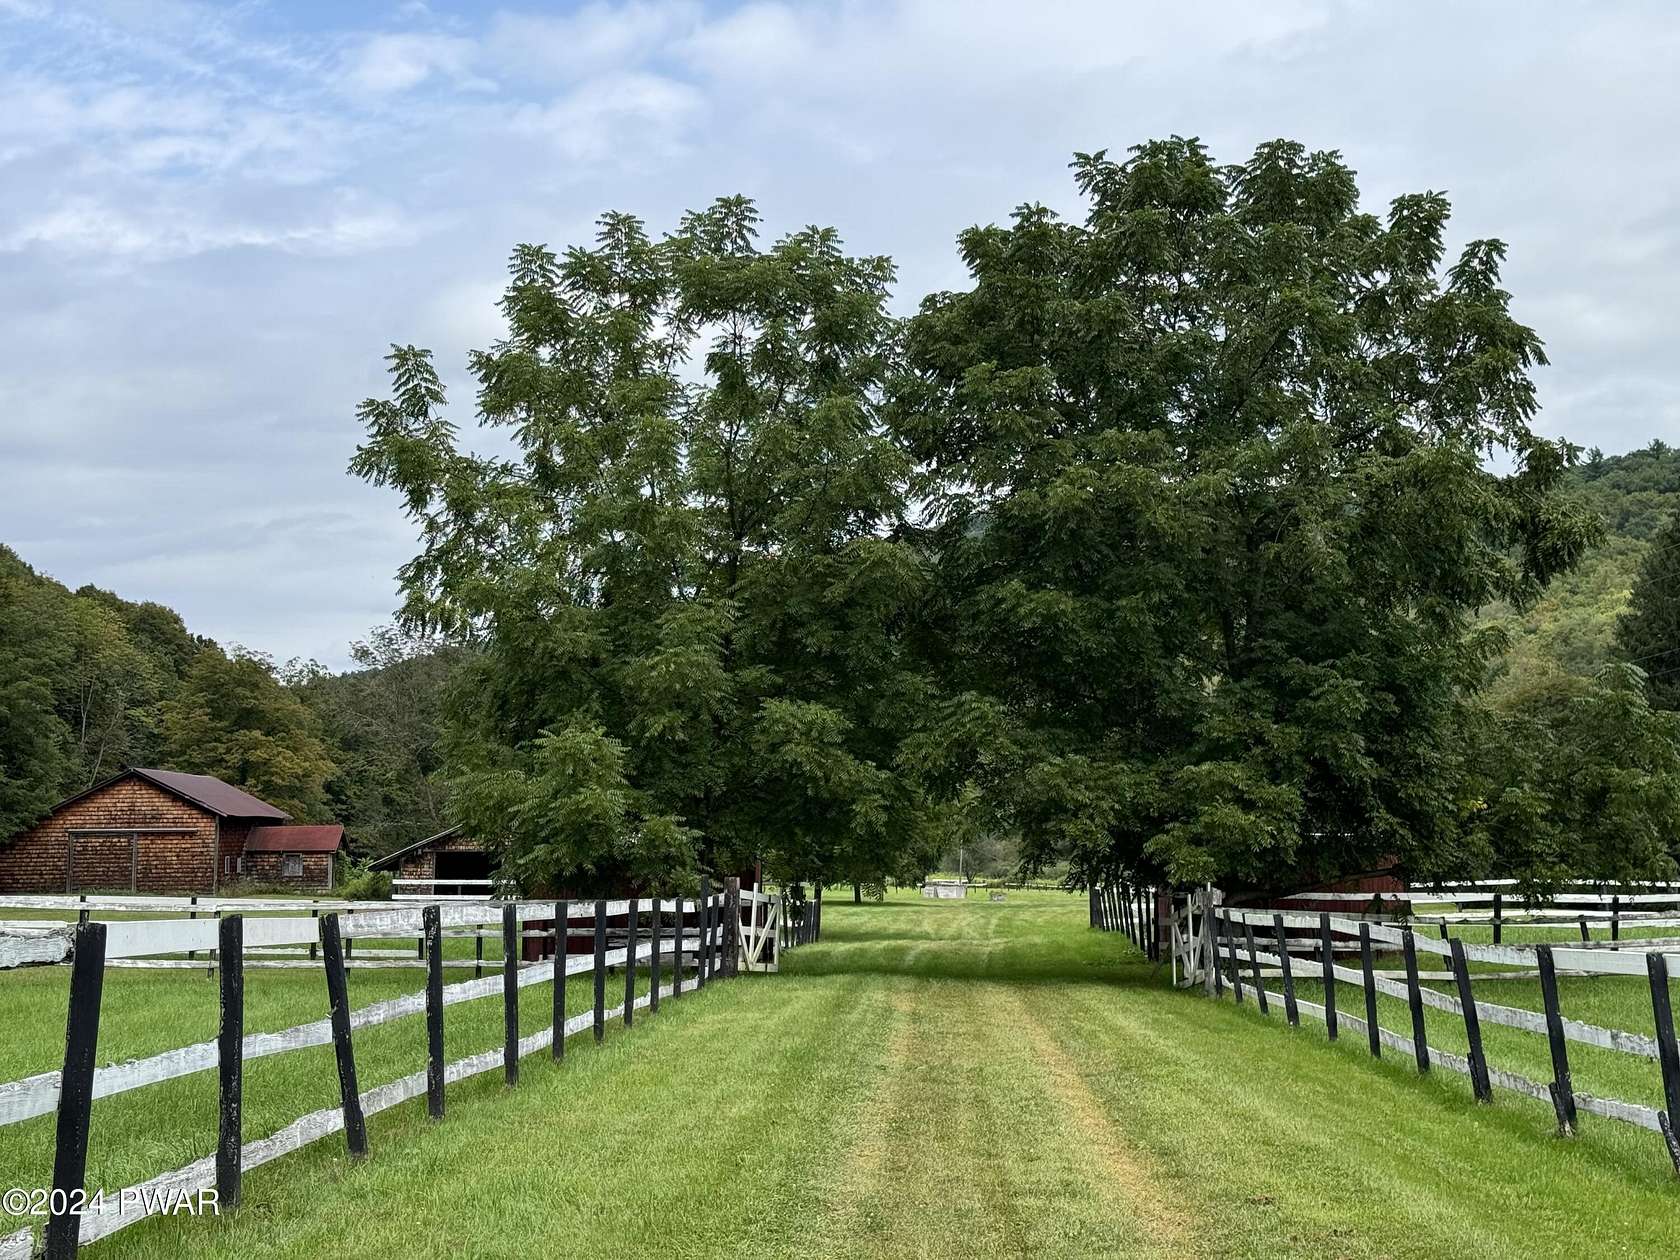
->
(243, 824, 344, 890)
(0, 767, 343, 894)
(369, 825, 491, 896)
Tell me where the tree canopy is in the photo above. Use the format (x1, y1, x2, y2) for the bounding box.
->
(351, 198, 936, 891)
(891, 137, 1601, 892)
(160, 647, 337, 821)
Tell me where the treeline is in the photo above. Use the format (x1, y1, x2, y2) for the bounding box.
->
(347, 138, 1680, 899)
(1487, 442, 1680, 696)
(0, 545, 456, 861)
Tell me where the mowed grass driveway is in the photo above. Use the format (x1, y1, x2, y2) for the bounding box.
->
(46, 891, 1680, 1258)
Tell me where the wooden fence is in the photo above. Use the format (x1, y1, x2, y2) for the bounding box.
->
(1112, 886, 1680, 1176)
(0, 881, 791, 1259)
(1090, 882, 1160, 964)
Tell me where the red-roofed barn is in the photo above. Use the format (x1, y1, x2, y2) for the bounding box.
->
(0, 767, 343, 894)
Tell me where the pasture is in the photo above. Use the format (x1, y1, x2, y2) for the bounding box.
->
(5, 889, 1679, 1258)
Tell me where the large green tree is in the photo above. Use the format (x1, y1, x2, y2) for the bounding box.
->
(893, 138, 1600, 893)
(351, 200, 930, 891)
(1466, 665, 1680, 889)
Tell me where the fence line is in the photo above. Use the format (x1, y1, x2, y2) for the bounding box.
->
(0, 881, 807, 1259)
(1117, 888, 1680, 1177)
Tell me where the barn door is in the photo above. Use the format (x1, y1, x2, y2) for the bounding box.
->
(68, 832, 136, 892)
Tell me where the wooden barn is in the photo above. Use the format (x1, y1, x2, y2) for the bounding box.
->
(0, 767, 343, 894)
(369, 825, 490, 897)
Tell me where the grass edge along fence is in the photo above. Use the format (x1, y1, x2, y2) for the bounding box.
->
(0, 881, 808, 1259)
(1093, 883, 1680, 1178)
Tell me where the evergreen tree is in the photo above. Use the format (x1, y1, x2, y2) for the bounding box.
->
(1614, 511, 1680, 709)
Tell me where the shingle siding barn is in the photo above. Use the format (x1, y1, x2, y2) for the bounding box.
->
(0, 767, 342, 894)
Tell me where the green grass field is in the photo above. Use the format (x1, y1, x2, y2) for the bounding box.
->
(5, 890, 1680, 1258)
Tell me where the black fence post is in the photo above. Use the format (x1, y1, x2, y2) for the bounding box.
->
(1492, 892, 1503, 945)
(45, 920, 106, 1260)
(671, 897, 685, 999)
(1211, 909, 1224, 997)
(1243, 927, 1263, 1014)
(552, 900, 569, 1059)
(699, 877, 713, 987)
(1449, 939, 1492, 1102)
(1358, 923, 1380, 1059)
(1579, 915, 1591, 944)
(217, 914, 243, 1210)
(650, 894, 662, 1013)
(425, 905, 444, 1117)
(1243, 920, 1269, 1014)
(474, 926, 483, 981)
(724, 878, 741, 979)
(592, 900, 607, 1042)
(1646, 952, 1680, 1172)
(1402, 928, 1430, 1074)
(1612, 895, 1621, 944)
(1273, 913, 1298, 1026)
(319, 913, 367, 1158)
(1319, 913, 1338, 1042)
(503, 903, 519, 1085)
(624, 898, 640, 1028)
(1536, 945, 1576, 1134)
(1226, 913, 1245, 1004)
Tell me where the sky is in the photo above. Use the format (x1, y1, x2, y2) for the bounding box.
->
(2, 0, 1678, 668)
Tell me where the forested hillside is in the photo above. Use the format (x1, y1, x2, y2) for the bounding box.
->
(0, 544, 456, 861)
(1486, 442, 1680, 698)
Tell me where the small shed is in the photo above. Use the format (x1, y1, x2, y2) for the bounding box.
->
(369, 825, 490, 897)
(243, 824, 343, 890)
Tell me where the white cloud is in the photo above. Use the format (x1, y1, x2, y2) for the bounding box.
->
(0, 195, 422, 261)
(340, 32, 486, 95)
(1, 0, 1679, 664)
(509, 72, 705, 162)
(487, 2, 703, 81)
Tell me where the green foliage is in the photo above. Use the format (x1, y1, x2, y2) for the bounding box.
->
(1467, 665, 1680, 890)
(0, 545, 206, 836)
(293, 624, 462, 861)
(352, 199, 933, 891)
(1481, 442, 1680, 700)
(892, 138, 1599, 892)
(0, 539, 458, 858)
(160, 647, 337, 820)
(1613, 506, 1680, 708)
(334, 862, 393, 901)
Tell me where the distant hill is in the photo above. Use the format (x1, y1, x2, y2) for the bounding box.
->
(1485, 442, 1680, 698)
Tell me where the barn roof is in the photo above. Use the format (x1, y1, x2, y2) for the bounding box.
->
(44, 767, 291, 821)
(245, 824, 343, 853)
(369, 825, 465, 871)
(130, 768, 291, 820)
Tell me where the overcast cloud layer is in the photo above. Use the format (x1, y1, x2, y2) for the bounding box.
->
(2, 0, 1677, 666)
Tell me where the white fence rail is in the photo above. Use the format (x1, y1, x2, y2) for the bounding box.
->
(1137, 887, 1680, 1175)
(0, 878, 797, 1258)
